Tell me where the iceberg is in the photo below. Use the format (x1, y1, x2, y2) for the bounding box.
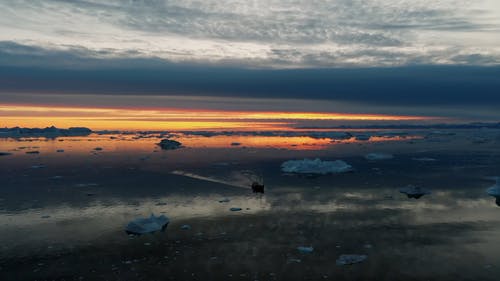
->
(157, 139, 182, 150)
(336, 254, 367, 266)
(399, 185, 431, 199)
(281, 158, 353, 174)
(364, 153, 394, 160)
(125, 214, 169, 235)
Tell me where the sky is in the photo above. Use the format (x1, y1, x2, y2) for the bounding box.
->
(1, 0, 500, 130)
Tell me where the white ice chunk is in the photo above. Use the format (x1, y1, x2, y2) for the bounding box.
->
(365, 153, 394, 160)
(486, 177, 500, 197)
(336, 254, 367, 265)
(297, 246, 314, 253)
(125, 214, 169, 235)
(281, 158, 353, 174)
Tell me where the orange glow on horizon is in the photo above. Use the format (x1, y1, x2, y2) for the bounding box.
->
(0, 104, 436, 131)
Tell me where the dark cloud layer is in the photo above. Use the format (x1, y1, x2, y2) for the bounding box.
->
(1, 62, 499, 107)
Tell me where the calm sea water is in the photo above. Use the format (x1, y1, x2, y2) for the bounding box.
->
(1, 130, 500, 280)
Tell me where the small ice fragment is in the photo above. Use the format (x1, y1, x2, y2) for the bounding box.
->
(0, 152, 12, 156)
(94, 147, 103, 151)
(287, 258, 302, 263)
(31, 165, 45, 169)
(229, 207, 242, 212)
(412, 157, 436, 162)
(41, 215, 50, 219)
(75, 183, 99, 187)
(26, 151, 40, 154)
(155, 202, 167, 206)
(281, 158, 353, 174)
(230, 142, 241, 146)
(50, 176, 63, 180)
(125, 214, 169, 235)
(218, 198, 230, 203)
(364, 153, 393, 160)
(399, 185, 431, 199)
(56, 149, 64, 153)
(181, 224, 191, 230)
(157, 139, 182, 150)
(297, 246, 314, 253)
(336, 254, 367, 266)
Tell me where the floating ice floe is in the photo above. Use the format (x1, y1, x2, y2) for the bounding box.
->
(486, 178, 500, 205)
(281, 158, 353, 174)
(486, 178, 500, 196)
(230, 142, 241, 146)
(56, 149, 64, 153)
(181, 224, 192, 230)
(230, 207, 242, 212)
(157, 139, 182, 150)
(297, 246, 314, 254)
(219, 198, 230, 203)
(336, 254, 367, 266)
(399, 185, 431, 199)
(94, 147, 103, 151)
(364, 153, 394, 160)
(26, 151, 40, 154)
(125, 214, 170, 235)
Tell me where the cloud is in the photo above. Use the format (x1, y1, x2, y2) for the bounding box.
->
(0, 0, 499, 67)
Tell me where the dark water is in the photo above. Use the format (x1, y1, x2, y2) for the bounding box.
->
(1, 130, 500, 280)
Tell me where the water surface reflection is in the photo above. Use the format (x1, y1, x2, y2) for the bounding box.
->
(1, 129, 500, 280)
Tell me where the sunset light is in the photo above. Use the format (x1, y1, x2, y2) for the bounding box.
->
(0, 104, 434, 130)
